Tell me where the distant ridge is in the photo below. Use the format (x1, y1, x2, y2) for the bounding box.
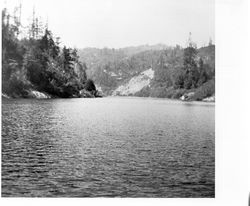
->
(77, 44, 215, 100)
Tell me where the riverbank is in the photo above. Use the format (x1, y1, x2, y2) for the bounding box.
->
(2, 88, 103, 99)
(133, 78, 215, 102)
(2, 91, 214, 103)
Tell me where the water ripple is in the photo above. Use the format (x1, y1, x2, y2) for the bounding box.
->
(2, 97, 215, 197)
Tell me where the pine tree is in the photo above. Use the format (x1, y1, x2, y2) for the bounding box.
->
(182, 33, 199, 89)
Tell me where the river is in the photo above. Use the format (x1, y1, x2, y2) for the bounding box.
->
(2, 97, 215, 197)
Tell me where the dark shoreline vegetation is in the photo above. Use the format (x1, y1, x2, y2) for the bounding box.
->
(2, 7, 101, 99)
(2, 7, 214, 101)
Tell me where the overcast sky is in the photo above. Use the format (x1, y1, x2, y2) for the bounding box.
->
(4, 0, 214, 48)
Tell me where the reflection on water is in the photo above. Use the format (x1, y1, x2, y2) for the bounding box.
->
(2, 97, 215, 197)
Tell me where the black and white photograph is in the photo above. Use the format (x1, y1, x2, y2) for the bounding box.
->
(1, 0, 216, 198)
(2, 0, 240, 200)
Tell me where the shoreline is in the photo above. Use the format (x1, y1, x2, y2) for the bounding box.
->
(2, 93, 215, 103)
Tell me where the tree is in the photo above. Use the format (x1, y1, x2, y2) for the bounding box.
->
(2, 7, 26, 94)
(182, 43, 199, 89)
(39, 29, 59, 58)
(2, 6, 91, 98)
(84, 79, 96, 91)
(197, 58, 208, 87)
(173, 33, 199, 89)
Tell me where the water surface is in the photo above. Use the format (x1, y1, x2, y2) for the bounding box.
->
(2, 97, 215, 197)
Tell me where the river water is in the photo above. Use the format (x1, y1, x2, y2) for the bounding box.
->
(2, 97, 215, 197)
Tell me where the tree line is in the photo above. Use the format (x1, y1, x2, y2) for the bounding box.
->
(79, 40, 215, 99)
(137, 38, 215, 99)
(2, 6, 95, 98)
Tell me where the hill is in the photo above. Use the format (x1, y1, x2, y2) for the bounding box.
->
(77, 44, 215, 100)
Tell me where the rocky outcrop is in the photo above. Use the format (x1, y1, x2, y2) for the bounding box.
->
(94, 90, 104, 97)
(2, 93, 11, 99)
(180, 92, 195, 101)
(180, 92, 215, 102)
(27, 90, 51, 99)
(79, 89, 103, 98)
(112, 68, 154, 96)
(73, 62, 87, 83)
(2, 90, 51, 99)
(79, 89, 95, 98)
(203, 95, 215, 102)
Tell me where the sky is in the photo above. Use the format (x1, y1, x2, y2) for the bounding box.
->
(3, 0, 215, 49)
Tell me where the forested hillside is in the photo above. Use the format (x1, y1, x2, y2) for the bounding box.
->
(2, 5, 215, 101)
(78, 43, 215, 100)
(2, 7, 98, 98)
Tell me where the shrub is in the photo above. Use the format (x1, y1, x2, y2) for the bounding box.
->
(84, 79, 96, 91)
(192, 78, 215, 100)
(134, 86, 150, 97)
